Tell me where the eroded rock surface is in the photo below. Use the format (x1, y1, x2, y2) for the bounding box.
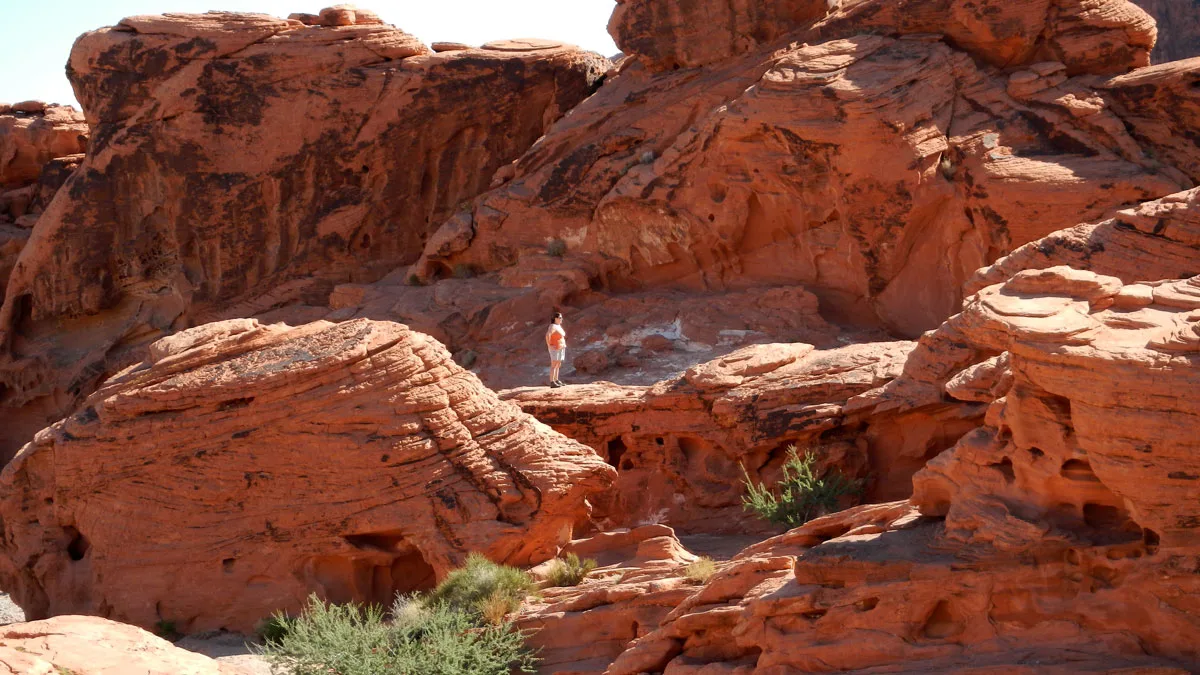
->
(0, 11, 607, 460)
(0, 615, 256, 674)
(604, 268, 1200, 673)
(395, 1, 1196, 394)
(505, 341, 981, 533)
(0, 318, 614, 633)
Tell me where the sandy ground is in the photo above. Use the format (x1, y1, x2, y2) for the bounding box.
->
(0, 592, 272, 673)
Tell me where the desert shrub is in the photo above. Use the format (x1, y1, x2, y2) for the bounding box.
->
(741, 446, 864, 528)
(452, 263, 476, 279)
(544, 553, 597, 587)
(427, 553, 536, 618)
(406, 273, 425, 287)
(256, 612, 296, 643)
(683, 556, 716, 585)
(154, 619, 180, 641)
(546, 238, 567, 257)
(456, 349, 478, 369)
(260, 594, 537, 675)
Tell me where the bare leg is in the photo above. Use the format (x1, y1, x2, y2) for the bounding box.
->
(551, 360, 561, 383)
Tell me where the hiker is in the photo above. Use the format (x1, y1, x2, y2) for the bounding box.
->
(546, 312, 566, 388)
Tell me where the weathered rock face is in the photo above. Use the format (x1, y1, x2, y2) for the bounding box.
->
(612, 0, 1157, 74)
(606, 268, 1200, 673)
(1133, 0, 1200, 62)
(0, 102, 87, 191)
(0, 318, 614, 633)
(0, 615, 255, 675)
(505, 340, 982, 533)
(400, 3, 1196, 392)
(0, 11, 607, 460)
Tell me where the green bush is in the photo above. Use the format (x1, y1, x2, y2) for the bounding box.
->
(154, 619, 180, 641)
(427, 553, 536, 618)
(256, 612, 295, 643)
(452, 263, 476, 279)
(259, 594, 537, 675)
(741, 446, 864, 528)
(546, 239, 567, 258)
(544, 553, 597, 587)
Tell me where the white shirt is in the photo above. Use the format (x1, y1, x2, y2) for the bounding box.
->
(547, 324, 566, 348)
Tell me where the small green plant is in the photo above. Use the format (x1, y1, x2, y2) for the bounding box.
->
(741, 446, 864, 529)
(546, 238, 567, 258)
(256, 612, 296, 643)
(457, 349, 478, 369)
(259, 593, 537, 675)
(154, 619, 180, 641)
(427, 553, 536, 618)
(453, 263, 476, 279)
(544, 553, 597, 587)
(406, 273, 426, 287)
(683, 556, 716, 585)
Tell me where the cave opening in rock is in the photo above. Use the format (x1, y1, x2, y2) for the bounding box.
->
(64, 527, 89, 561)
(606, 437, 628, 470)
(312, 533, 439, 607)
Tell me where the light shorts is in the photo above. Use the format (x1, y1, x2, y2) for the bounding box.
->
(548, 347, 566, 362)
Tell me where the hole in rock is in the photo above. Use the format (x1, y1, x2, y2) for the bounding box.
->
(1061, 459, 1099, 481)
(11, 293, 33, 340)
(655, 437, 665, 446)
(1144, 528, 1161, 552)
(990, 457, 1015, 483)
(313, 543, 437, 607)
(222, 558, 235, 572)
(606, 438, 628, 469)
(1028, 447, 1045, 459)
(217, 397, 255, 412)
(920, 600, 962, 639)
(64, 527, 90, 561)
(1083, 503, 1125, 530)
(800, 608, 827, 621)
(620, 458, 634, 471)
(856, 597, 879, 612)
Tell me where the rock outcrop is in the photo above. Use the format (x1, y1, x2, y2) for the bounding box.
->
(0, 615, 256, 674)
(0, 11, 607, 460)
(1133, 0, 1200, 63)
(505, 340, 982, 533)
(390, 0, 1195, 395)
(0, 318, 614, 633)
(606, 268, 1200, 673)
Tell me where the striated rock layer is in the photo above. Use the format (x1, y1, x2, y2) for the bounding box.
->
(394, 0, 1197, 393)
(0, 10, 607, 460)
(606, 268, 1200, 673)
(0, 615, 255, 674)
(505, 341, 981, 533)
(0, 318, 614, 633)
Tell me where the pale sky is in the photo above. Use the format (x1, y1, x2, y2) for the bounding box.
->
(0, 1, 619, 109)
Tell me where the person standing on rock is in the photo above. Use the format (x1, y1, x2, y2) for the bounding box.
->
(546, 312, 567, 388)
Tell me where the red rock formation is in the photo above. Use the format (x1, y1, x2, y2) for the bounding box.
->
(1133, 0, 1200, 63)
(0, 318, 614, 633)
(0, 102, 87, 191)
(505, 341, 981, 533)
(606, 268, 1200, 673)
(0, 615, 255, 674)
(0, 11, 607, 460)
(399, 2, 1194, 391)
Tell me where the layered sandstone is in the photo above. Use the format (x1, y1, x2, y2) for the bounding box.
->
(505, 340, 981, 533)
(0, 10, 607, 460)
(0, 615, 256, 674)
(0, 318, 614, 633)
(604, 268, 1200, 673)
(398, 3, 1195, 395)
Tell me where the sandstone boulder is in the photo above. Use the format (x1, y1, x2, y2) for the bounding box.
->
(0, 615, 255, 674)
(0, 318, 614, 633)
(0, 10, 608, 460)
(0, 103, 87, 189)
(605, 269, 1200, 672)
